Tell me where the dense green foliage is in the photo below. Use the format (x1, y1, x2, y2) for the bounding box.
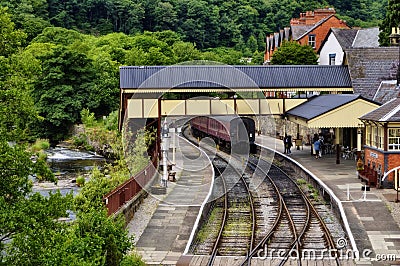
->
(0, 0, 387, 50)
(0, 1, 392, 142)
(379, 0, 400, 45)
(0, 126, 144, 265)
(270, 41, 318, 65)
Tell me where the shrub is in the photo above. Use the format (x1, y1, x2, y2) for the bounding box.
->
(120, 253, 146, 266)
(31, 139, 50, 153)
(76, 175, 85, 187)
(81, 108, 96, 127)
(72, 133, 94, 151)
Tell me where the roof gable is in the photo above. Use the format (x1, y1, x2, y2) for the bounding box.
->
(287, 94, 363, 120)
(295, 14, 336, 41)
(332, 28, 358, 49)
(291, 25, 313, 40)
(287, 94, 380, 128)
(373, 81, 399, 104)
(360, 97, 400, 122)
(293, 14, 348, 41)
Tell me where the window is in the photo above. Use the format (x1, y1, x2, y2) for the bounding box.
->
(329, 53, 336, 65)
(369, 126, 384, 149)
(308, 34, 316, 48)
(388, 128, 400, 150)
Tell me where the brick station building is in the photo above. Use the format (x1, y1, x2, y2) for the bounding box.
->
(359, 96, 400, 188)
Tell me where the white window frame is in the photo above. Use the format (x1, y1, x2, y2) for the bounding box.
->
(308, 34, 316, 48)
(388, 128, 400, 150)
(329, 53, 336, 65)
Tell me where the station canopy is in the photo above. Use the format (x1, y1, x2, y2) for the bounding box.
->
(119, 65, 353, 93)
(285, 94, 380, 128)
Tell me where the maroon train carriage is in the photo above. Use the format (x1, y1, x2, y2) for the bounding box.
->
(190, 115, 256, 154)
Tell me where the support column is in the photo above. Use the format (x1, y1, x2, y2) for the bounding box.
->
(296, 124, 300, 150)
(335, 127, 340, 164)
(157, 98, 162, 160)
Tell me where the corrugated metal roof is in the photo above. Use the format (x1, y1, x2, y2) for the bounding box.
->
(286, 94, 373, 120)
(120, 65, 352, 90)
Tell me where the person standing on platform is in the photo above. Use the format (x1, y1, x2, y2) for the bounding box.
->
(287, 135, 293, 154)
(283, 135, 292, 154)
(283, 135, 289, 154)
(314, 138, 322, 159)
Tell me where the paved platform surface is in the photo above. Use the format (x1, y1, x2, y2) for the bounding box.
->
(256, 135, 400, 265)
(135, 133, 213, 265)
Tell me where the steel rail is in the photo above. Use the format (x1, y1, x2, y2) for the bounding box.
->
(182, 129, 256, 265)
(207, 161, 228, 266)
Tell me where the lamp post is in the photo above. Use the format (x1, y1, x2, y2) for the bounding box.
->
(233, 94, 238, 114)
(356, 122, 364, 160)
(389, 26, 400, 86)
(161, 120, 169, 187)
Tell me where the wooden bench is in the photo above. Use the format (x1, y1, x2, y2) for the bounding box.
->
(358, 168, 377, 187)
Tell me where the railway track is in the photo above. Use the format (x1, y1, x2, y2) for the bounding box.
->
(243, 153, 341, 265)
(198, 156, 256, 265)
(185, 129, 256, 264)
(184, 128, 345, 265)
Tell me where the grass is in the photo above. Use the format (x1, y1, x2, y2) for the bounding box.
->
(297, 178, 307, 185)
(195, 207, 221, 243)
(31, 139, 50, 153)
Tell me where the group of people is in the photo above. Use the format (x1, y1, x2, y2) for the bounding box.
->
(283, 135, 293, 154)
(283, 133, 324, 159)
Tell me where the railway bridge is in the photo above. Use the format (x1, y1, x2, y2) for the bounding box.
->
(118, 64, 354, 151)
(119, 65, 352, 122)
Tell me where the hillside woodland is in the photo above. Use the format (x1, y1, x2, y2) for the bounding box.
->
(1, 0, 397, 142)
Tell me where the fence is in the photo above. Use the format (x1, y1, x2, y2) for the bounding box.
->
(103, 151, 158, 216)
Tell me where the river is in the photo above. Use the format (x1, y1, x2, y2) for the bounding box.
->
(32, 147, 108, 197)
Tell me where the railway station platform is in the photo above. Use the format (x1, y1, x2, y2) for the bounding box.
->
(256, 135, 400, 265)
(128, 133, 214, 265)
(128, 132, 399, 265)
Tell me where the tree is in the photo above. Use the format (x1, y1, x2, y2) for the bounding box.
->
(32, 26, 84, 46)
(0, 132, 140, 265)
(172, 41, 202, 62)
(0, 136, 73, 263)
(0, 7, 27, 57)
(270, 41, 318, 65)
(179, 0, 220, 48)
(33, 45, 97, 142)
(0, 9, 39, 142)
(379, 0, 400, 46)
(2, 191, 73, 265)
(0, 0, 51, 41)
(247, 35, 258, 54)
(0, 139, 33, 203)
(154, 2, 178, 31)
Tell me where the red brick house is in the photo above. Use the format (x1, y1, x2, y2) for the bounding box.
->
(264, 8, 350, 63)
(359, 97, 400, 188)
